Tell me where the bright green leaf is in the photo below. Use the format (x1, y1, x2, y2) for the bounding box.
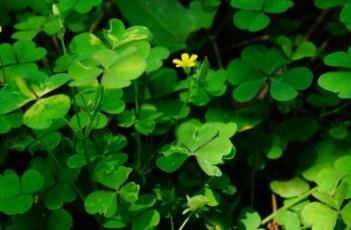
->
(270, 177, 310, 198)
(132, 209, 160, 230)
(119, 182, 140, 203)
(84, 191, 117, 217)
(302, 202, 337, 230)
(233, 10, 270, 32)
(21, 169, 44, 194)
(23, 94, 71, 130)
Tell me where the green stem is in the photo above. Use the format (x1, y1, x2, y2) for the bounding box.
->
(47, 150, 85, 200)
(208, 32, 223, 68)
(261, 187, 318, 226)
(170, 216, 175, 230)
(133, 81, 143, 171)
(0, 57, 6, 80)
(139, 75, 194, 175)
(134, 129, 142, 171)
(81, 86, 104, 190)
(70, 88, 83, 138)
(59, 37, 67, 56)
(320, 101, 351, 118)
(178, 212, 193, 230)
(67, 88, 104, 230)
(84, 86, 104, 137)
(134, 81, 140, 117)
(177, 75, 194, 118)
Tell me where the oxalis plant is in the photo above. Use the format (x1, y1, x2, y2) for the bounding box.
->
(1, 0, 351, 229)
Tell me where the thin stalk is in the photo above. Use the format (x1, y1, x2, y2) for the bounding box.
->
(47, 150, 85, 200)
(261, 187, 318, 225)
(84, 86, 104, 137)
(178, 212, 193, 230)
(82, 86, 104, 190)
(208, 33, 223, 68)
(47, 150, 104, 230)
(58, 34, 67, 57)
(133, 81, 143, 171)
(250, 152, 258, 207)
(70, 88, 83, 138)
(140, 74, 195, 175)
(178, 74, 194, 118)
(170, 216, 175, 230)
(320, 100, 351, 118)
(0, 57, 6, 81)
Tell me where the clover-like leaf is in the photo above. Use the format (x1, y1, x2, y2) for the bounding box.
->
(58, 0, 101, 14)
(234, 10, 270, 32)
(43, 184, 77, 210)
(155, 152, 188, 173)
(23, 94, 71, 129)
(128, 194, 156, 214)
(157, 121, 236, 176)
(276, 35, 317, 60)
(46, 209, 73, 230)
(102, 89, 125, 114)
(132, 209, 160, 230)
(302, 202, 337, 230)
(13, 40, 47, 63)
(314, 168, 340, 194)
(276, 210, 301, 230)
(263, 0, 294, 13)
(69, 33, 105, 57)
(271, 67, 313, 101)
(103, 211, 130, 229)
(31, 73, 70, 98)
(319, 72, 351, 98)
(94, 165, 132, 190)
(70, 47, 147, 89)
(103, 18, 150, 50)
(146, 47, 170, 72)
(270, 177, 310, 198)
(119, 182, 140, 203)
(0, 112, 22, 134)
(228, 46, 311, 102)
(0, 170, 21, 198)
(318, 48, 351, 98)
(341, 201, 351, 227)
(0, 194, 33, 215)
(231, 0, 293, 31)
(135, 104, 163, 135)
(237, 207, 261, 230)
(84, 191, 117, 217)
(21, 169, 44, 194)
(12, 16, 46, 40)
(187, 69, 228, 106)
(0, 76, 36, 115)
(241, 45, 290, 75)
(0, 169, 43, 215)
(340, 4, 351, 30)
(270, 79, 297, 101)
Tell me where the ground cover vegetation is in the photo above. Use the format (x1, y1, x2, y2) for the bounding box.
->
(1, 0, 351, 229)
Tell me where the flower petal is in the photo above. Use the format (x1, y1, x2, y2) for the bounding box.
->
(189, 54, 198, 63)
(181, 53, 189, 62)
(172, 59, 183, 68)
(172, 59, 182, 64)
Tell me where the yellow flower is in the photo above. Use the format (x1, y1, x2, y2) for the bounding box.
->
(172, 53, 198, 68)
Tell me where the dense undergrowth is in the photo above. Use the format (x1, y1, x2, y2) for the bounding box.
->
(1, 0, 351, 229)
